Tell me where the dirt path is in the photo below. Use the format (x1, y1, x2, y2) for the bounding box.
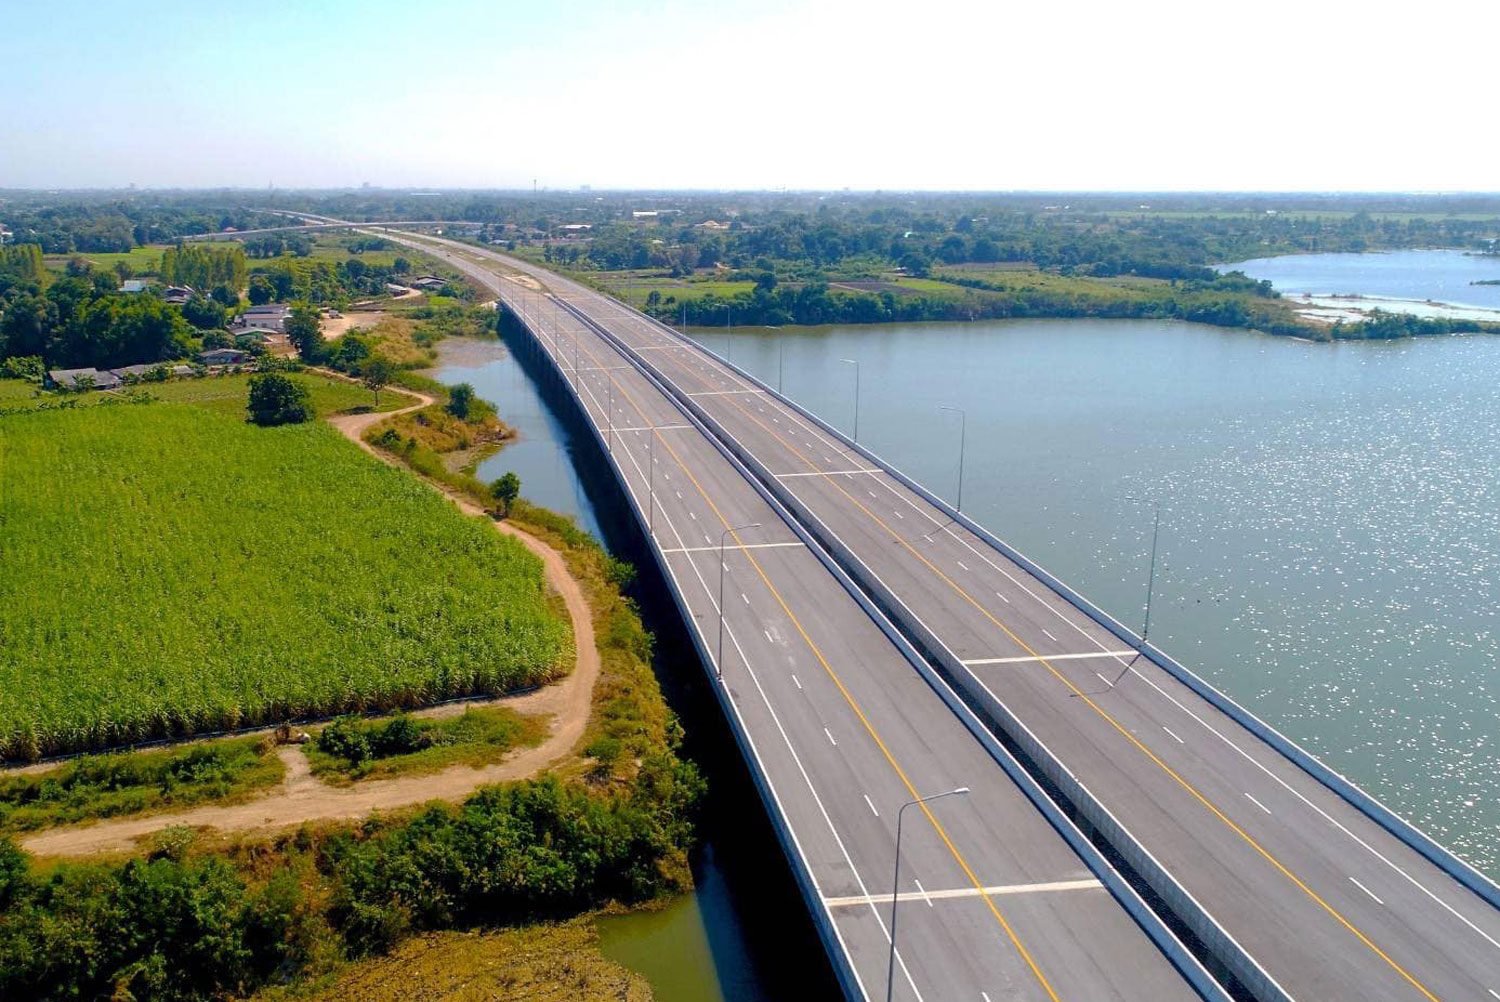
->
(22, 393, 600, 859)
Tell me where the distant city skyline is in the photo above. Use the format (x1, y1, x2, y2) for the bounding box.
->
(5, 0, 1497, 192)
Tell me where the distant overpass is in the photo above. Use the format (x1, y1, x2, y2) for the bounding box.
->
(181, 219, 482, 241)
(350, 222, 1500, 1002)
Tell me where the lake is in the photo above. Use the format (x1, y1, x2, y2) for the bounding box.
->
(1225, 248, 1500, 314)
(687, 317, 1500, 878)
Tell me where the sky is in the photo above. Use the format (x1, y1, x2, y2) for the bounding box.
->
(4, 0, 1498, 192)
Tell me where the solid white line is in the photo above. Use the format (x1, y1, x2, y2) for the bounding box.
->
(612, 424, 691, 432)
(1350, 877, 1384, 905)
(823, 878, 1103, 908)
(1486, 989, 1499, 1000)
(824, 727, 837, 746)
(914, 879, 934, 907)
(982, 993, 993, 1002)
(659, 541, 805, 554)
(962, 650, 1140, 666)
(1163, 726, 1184, 745)
(688, 388, 765, 396)
(1245, 793, 1273, 815)
(864, 794, 880, 817)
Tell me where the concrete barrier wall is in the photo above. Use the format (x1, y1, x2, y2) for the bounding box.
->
(619, 308, 1500, 919)
(549, 299, 1234, 1002)
(499, 305, 868, 1002)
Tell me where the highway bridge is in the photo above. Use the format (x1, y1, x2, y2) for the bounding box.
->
(180, 220, 480, 241)
(367, 226, 1500, 1001)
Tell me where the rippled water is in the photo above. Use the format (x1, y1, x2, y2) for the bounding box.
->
(1226, 248, 1500, 310)
(692, 318, 1500, 877)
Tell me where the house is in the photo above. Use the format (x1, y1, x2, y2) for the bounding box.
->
(109, 363, 167, 382)
(163, 286, 194, 305)
(171, 364, 196, 377)
(408, 276, 446, 290)
(119, 279, 150, 293)
(386, 282, 412, 296)
(233, 327, 285, 345)
(230, 304, 291, 332)
(46, 367, 122, 391)
(198, 347, 249, 365)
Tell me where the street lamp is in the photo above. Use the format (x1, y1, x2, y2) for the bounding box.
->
(1123, 495, 1163, 655)
(840, 358, 860, 442)
(1079, 495, 1163, 695)
(938, 405, 966, 512)
(724, 304, 733, 361)
(887, 787, 970, 1002)
(717, 522, 761, 677)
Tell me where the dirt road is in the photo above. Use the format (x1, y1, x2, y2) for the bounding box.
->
(22, 392, 599, 858)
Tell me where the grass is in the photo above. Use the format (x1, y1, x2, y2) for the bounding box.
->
(150, 371, 416, 417)
(249, 919, 650, 1002)
(0, 403, 572, 760)
(43, 245, 166, 275)
(0, 372, 416, 417)
(0, 736, 285, 835)
(304, 706, 549, 784)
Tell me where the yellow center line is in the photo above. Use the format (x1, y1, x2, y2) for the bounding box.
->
(650, 331, 1444, 1002)
(545, 304, 1063, 1002)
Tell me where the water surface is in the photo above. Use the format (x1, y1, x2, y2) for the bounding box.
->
(1225, 248, 1500, 311)
(691, 318, 1500, 877)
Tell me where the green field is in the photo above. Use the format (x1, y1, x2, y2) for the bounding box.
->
(0, 403, 571, 760)
(43, 244, 166, 275)
(0, 372, 416, 416)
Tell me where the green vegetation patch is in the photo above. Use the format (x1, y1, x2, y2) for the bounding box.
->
(251, 921, 651, 1002)
(0, 404, 571, 760)
(0, 737, 284, 835)
(306, 707, 549, 783)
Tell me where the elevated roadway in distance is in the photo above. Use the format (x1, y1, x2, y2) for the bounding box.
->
(372, 230, 1223, 1002)
(385, 230, 1500, 1002)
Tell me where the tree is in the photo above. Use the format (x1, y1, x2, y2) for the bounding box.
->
(247, 276, 274, 305)
(361, 357, 393, 408)
(392, 256, 411, 275)
(334, 333, 370, 371)
(446, 382, 476, 419)
(283, 302, 324, 363)
(181, 296, 226, 330)
(210, 284, 239, 308)
(491, 472, 520, 517)
(246, 373, 314, 426)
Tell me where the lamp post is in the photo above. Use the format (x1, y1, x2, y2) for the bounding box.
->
(887, 787, 970, 1002)
(840, 358, 861, 442)
(717, 522, 761, 677)
(1123, 495, 1163, 654)
(938, 405, 966, 512)
(724, 304, 733, 361)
